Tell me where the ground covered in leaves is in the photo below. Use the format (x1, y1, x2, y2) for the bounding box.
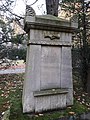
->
(0, 73, 90, 120)
(0, 74, 23, 113)
(73, 72, 90, 110)
(0, 74, 24, 120)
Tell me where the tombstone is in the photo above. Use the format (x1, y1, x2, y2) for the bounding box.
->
(22, 6, 78, 113)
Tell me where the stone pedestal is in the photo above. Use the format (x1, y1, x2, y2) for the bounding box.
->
(22, 6, 77, 113)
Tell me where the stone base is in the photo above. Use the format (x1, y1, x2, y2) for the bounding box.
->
(33, 89, 68, 113)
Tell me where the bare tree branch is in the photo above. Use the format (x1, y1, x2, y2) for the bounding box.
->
(30, 0, 39, 6)
(1, 0, 24, 19)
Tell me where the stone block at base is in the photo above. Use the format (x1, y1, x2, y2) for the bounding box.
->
(34, 89, 68, 113)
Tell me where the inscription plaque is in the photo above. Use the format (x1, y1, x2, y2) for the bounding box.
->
(41, 46, 61, 89)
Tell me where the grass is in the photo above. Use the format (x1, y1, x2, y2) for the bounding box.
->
(0, 73, 90, 120)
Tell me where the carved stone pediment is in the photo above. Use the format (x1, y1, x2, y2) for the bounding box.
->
(26, 5, 36, 17)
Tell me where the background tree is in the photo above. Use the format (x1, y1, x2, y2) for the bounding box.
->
(46, 0, 59, 16)
(0, 0, 28, 67)
(60, 0, 90, 91)
(0, 18, 27, 65)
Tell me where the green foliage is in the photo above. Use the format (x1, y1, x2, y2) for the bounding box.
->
(7, 47, 26, 61)
(12, 34, 26, 45)
(0, 19, 27, 61)
(9, 87, 30, 120)
(67, 99, 87, 114)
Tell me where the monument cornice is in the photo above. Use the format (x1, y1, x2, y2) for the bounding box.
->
(24, 22, 76, 33)
(24, 15, 78, 33)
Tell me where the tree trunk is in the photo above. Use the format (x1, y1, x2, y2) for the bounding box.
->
(46, 0, 59, 16)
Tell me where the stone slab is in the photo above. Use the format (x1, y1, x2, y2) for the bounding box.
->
(34, 93, 67, 112)
(66, 88, 73, 106)
(29, 30, 72, 46)
(34, 89, 68, 97)
(35, 96, 51, 112)
(22, 45, 41, 113)
(61, 47, 72, 88)
(40, 46, 61, 89)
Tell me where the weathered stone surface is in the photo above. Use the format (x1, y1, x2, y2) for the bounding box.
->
(61, 33, 72, 44)
(34, 94, 67, 112)
(57, 94, 66, 108)
(24, 14, 77, 33)
(22, 8, 77, 113)
(34, 89, 68, 97)
(40, 46, 61, 89)
(34, 89, 68, 112)
(66, 88, 73, 106)
(22, 45, 41, 112)
(61, 47, 72, 88)
(35, 96, 51, 112)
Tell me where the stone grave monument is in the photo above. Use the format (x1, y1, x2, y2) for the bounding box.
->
(22, 5, 78, 113)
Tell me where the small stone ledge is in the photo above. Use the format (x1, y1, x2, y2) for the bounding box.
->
(34, 88, 68, 97)
(27, 40, 72, 47)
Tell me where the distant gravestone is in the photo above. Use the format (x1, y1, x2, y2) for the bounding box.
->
(22, 6, 78, 113)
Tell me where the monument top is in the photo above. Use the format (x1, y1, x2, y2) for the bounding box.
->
(24, 6, 78, 33)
